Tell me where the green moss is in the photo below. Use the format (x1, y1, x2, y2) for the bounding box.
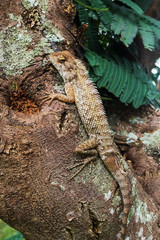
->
(21, 0, 64, 42)
(39, 0, 49, 13)
(51, 181, 66, 191)
(1, 0, 64, 76)
(147, 236, 153, 240)
(117, 130, 138, 144)
(140, 129, 160, 148)
(135, 199, 156, 224)
(129, 116, 145, 124)
(0, 27, 51, 76)
(9, 13, 22, 27)
(131, 177, 157, 237)
(42, 21, 64, 42)
(92, 167, 113, 194)
(22, 0, 49, 12)
(112, 195, 121, 207)
(140, 130, 160, 160)
(1, 27, 32, 76)
(132, 177, 137, 197)
(126, 132, 138, 144)
(131, 177, 157, 225)
(21, 0, 39, 10)
(59, 185, 66, 191)
(127, 206, 135, 224)
(121, 156, 130, 171)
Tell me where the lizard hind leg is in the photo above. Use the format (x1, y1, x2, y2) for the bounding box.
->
(69, 136, 99, 180)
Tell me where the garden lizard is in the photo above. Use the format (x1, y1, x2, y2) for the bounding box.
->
(41, 51, 131, 240)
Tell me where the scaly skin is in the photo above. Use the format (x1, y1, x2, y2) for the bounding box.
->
(42, 51, 131, 240)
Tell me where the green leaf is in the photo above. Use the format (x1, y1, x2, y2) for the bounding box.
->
(97, 60, 114, 88)
(133, 84, 147, 108)
(88, 0, 112, 27)
(85, 19, 101, 52)
(107, 60, 122, 92)
(114, 65, 128, 97)
(138, 20, 156, 50)
(76, 0, 159, 108)
(76, 1, 91, 24)
(120, 73, 135, 103)
(76, 2, 100, 52)
(4, 233, 24, 240)
(134, 0, 152, 12)
(85, 50, 157, 108)
(111, 11, 125, 35)
(76, 0, 160, 49)
(74, 0, 109, 11)
(111, 7, 138, 46)
(120, 13, 138, 46)
(118, 0, 143, 14)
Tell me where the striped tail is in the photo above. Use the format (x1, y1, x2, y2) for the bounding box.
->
(101, 152, 131, 239)
(116, 170, 131, 240)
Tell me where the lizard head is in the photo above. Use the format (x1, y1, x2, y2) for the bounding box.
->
(48, 51, 76, 82)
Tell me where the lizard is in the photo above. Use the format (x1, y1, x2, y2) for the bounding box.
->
(41, 50, 132, 240)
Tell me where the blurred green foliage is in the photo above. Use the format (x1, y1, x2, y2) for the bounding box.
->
(0, 220, 24, 240)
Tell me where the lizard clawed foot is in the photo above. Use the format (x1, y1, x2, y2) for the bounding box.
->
(69, 137, 98, 180)
(69, 155, 98, 180)
(40, 87, 75, 106)
(40, 92, 58, 106)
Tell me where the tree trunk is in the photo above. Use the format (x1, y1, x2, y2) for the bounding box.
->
(0, 0, 159, 239)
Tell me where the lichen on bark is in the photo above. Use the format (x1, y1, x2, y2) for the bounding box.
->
(0, 0, 159, 240)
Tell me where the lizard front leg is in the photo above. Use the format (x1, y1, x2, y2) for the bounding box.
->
(69, 136, 99, 179)
(40, 82, 75, 106)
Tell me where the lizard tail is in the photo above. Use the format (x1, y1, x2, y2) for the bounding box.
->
(116, 170, 131, 240)
(102, 154, 131, 239)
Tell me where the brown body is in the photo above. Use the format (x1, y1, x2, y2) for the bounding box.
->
(43, 51, 131, 240)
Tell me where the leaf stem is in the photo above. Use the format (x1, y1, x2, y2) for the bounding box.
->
(74, 0, 109, 12)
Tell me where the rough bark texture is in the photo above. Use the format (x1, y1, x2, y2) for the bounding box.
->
(0, 0, 160, 240)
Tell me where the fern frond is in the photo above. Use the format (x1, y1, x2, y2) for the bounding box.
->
(75, 0, 159, 108)
(144, 15, 160, 28)
(114, 63, 128, 97)
(133, 83, 147, 108)
(121, 13, 138, 46)
(97, 60, 114, 88)
(111, 9, 138, 46)
(86, 19, 100, 51)
(120, 73, 135, 103)
(88, 0, 112, 27)
(76, 1, 90, 24)
(74, 0, 109, 11)
(76, 0, 160, 50)
(118, 0, 143, 14)
(143, 16, 160, 40)
(76, 3, 100, 52)
(134, 0, 152, 12)
(85, 50, 157, 108)
(111, 9, 125, 34)
(138, 20, 156, 50)
(107, 61, 122, 92)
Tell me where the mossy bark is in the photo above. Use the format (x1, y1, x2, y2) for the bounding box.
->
(0, 0, 159, 239)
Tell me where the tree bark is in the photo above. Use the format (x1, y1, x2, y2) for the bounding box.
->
(0, 1, 160, 239)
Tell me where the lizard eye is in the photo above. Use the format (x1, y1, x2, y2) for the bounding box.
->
(58, 55, 66, 63)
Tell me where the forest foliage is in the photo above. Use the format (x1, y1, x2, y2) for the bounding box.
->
(74, 0, 160, 108)
(0, 220, 24, 240)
